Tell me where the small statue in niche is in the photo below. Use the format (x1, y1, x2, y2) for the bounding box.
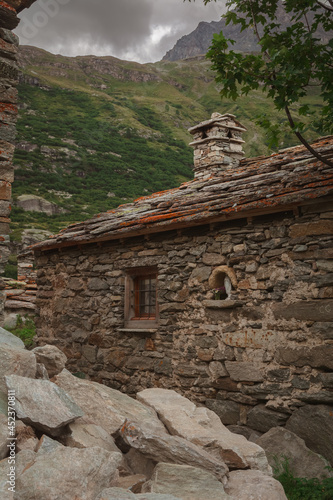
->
(214, 276, 232, 300)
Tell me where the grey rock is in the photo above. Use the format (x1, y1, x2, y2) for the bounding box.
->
(5, 375, 84, 436)
(205, 399, 240, 425)
(137, 388, 271, 474)
(16, 446, 122, 500)
(16, 194, 64, 215)
(96, 489, 136, 499)
(137, 495, 180, 500)
(225, 361, 264, 382)
(319, 373, 333, 388)
(0, 390, 7, 415)
(311, 322, 333, 339)
(15, 421, 38, 453)
(225, 469, 287, 499)
(142, 462, 229, 499)
(54, 369, 166, 435)
(0, 413, 7, 459)
(275, 345, 333, 370)
(120, 420, 228, 481)
(256, 427, 333, 479)
(286, 404, 333, 465)
(35, 435, 64, 455)
(0, 345, 36, 392)
(0, 326, 24, 349)
(247, 405, 289, 433)
(273, 300, 333, 322)
(125, 448, 156, 478)
(35, 363, 49, 380)
(63, 422, 121, 454)
(32, 345, 67, 378)
(0, 456, 14, 500)
(88, 278, 109, 290)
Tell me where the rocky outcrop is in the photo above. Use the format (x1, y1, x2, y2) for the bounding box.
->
(0, 327, 287, 499)
(163, 5, 331, 61)
(16, 194, 64, 215)
(18, 46, 162, 84)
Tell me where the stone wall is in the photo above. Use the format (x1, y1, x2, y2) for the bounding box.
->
(0, 3, 21, 323)
(0, 1, 27, 324)
(34, 197, 333, 434)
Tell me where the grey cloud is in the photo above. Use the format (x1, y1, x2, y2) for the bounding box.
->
(15, 0, 225, 62)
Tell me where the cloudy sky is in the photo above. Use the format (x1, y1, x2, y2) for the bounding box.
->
(15, 0, 226, 63)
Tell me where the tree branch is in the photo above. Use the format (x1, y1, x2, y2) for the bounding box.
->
(316, 0, 333, 11)
(284, 105, 333, 167)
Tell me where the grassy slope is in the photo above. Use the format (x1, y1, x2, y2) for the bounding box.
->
(11, 47, 324, 239)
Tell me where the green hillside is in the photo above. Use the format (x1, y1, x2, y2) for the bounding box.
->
(11, 46, 325, 241)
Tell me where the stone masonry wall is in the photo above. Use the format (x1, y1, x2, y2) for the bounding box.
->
(0, 2, 21, 324)
(35, 198, 333, 434)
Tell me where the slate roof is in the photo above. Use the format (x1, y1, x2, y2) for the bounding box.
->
(33, 136, 333, 252)
(16, 0, 38, 13)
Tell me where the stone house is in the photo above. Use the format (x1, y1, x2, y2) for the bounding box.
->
(32, 113, 333, 438)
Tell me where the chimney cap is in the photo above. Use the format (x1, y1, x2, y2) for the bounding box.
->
(188, 112, 247, 135)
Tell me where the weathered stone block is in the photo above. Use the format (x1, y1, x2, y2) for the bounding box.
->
(273, 300, 333, 322)
(0, 121, 16, 142)
(205, 399, 240, 425)
(311, 322, 333, 339)
(5, 375, 84, 436)
(225, 469, 287, 500)
(142, 463, 229, 499)
(256, 427, 333, 480)
(246, 405, 288, 433)
(126, 356, 156, 371)
(202, 253, 226, 265)
(0, 56, 18, 80)
(223, 329, 277, 349)
(0, 3, 19, 30)
(225, 361, 264, 382)
(275, 345, 333, 370)
(87, 277, 109, 290)
(0, 27, 19, 46)
(290, 220, 333, 237)
(286, 404, 333, 465)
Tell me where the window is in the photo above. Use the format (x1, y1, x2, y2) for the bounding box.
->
(124, 267, 158, 329)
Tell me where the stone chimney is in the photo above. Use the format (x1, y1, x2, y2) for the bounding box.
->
(188, 113, 247, 179)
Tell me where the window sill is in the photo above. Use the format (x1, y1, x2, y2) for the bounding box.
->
(203, 299, 243, 309)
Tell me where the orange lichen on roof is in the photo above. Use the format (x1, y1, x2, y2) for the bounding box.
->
(0, 1, 16, 12)
(31, 135, 333, 251)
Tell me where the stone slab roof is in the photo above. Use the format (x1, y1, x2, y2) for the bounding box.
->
(32, 136, 333, 252)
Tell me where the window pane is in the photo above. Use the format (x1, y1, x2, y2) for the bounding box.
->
(133, 275, 156, 319)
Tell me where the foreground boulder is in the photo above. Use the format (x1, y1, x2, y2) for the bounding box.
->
(96, 489, 180, 499)
(120, 420, 228, 481)
(54, 369, 166, 435)
(142, 462, 230, 499)
(62, 422, 121, 454)
(225, 470, 287, 499)
(256, 427, 333, 479)
(0, 335, 36, 392)
(0, 414, 7, 460)
(5, 375, 84, 436)
(137, 388, 271, 474)
(32, 345, 67, 378)
(0, 327, 25, 349)
(286, 404, 333, 466)
(16, 446, 122, 500)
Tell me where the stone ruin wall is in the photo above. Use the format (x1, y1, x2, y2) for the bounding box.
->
(0, 2, 22, 323)
(35, 197, 333, 435)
